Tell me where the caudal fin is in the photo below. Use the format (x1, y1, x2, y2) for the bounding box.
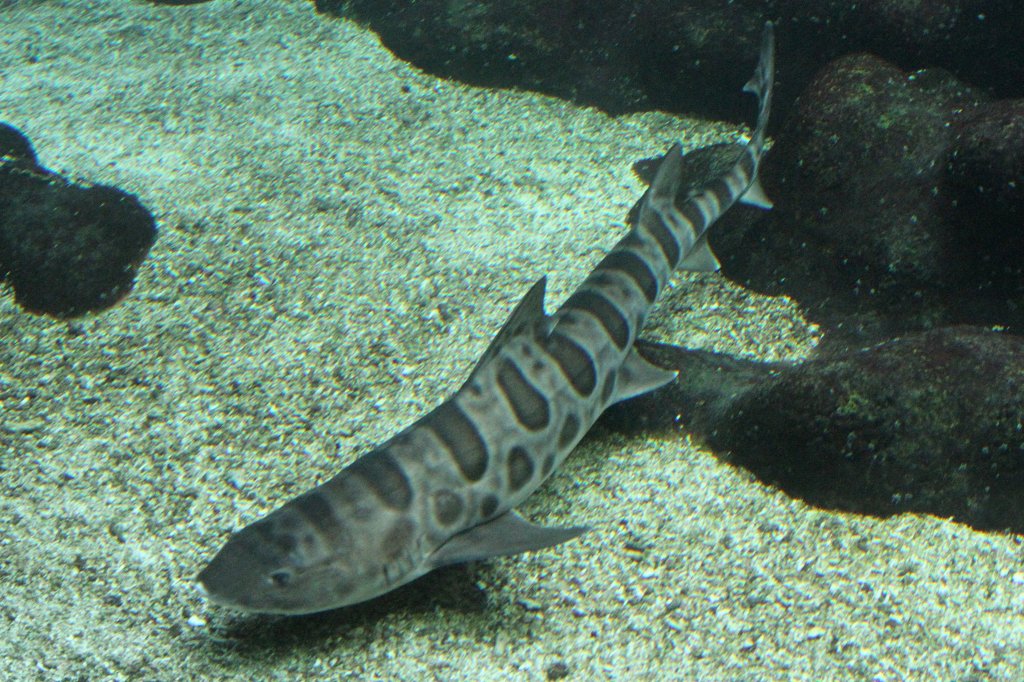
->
(742, 21, 775, 152)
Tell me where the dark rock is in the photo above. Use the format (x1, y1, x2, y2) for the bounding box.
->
(710, 54, 1024, 348)
(599, 341, 771, 437)
(778, 1, 1023, 102)
(944, 99, 1024, 284)
(603, 328, 1024, 533)
(0, 123, 36, 164)
(324, 0, 782, 122)
(320, 1, 1023, 126)
(0, 125, 157, 318)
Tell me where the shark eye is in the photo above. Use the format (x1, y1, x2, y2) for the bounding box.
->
(269, 570, 293, 588)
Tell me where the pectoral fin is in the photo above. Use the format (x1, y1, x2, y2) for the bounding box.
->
(428, 511, 588, 569)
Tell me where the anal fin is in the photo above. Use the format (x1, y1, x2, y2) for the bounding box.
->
(739, 177, 773, 209)
(679, 235, 721, 272)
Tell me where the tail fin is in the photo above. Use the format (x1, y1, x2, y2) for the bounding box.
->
(743, 22, 775, 151)
(633, 20, 776, 277)
(735, 21, 775, 209)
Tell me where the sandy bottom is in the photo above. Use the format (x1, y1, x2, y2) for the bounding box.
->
(0, 1, 1021, 679)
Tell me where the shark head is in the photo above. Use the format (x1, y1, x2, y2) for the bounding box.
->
(196, 501, 393, 615)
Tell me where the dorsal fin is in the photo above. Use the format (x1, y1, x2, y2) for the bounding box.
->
(464, 276, 548, 384)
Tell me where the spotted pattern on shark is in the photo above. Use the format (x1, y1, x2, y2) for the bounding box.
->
(197, 22, 777, 615)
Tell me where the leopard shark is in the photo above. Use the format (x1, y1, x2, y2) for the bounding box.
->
(197, 22, 776, 615)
